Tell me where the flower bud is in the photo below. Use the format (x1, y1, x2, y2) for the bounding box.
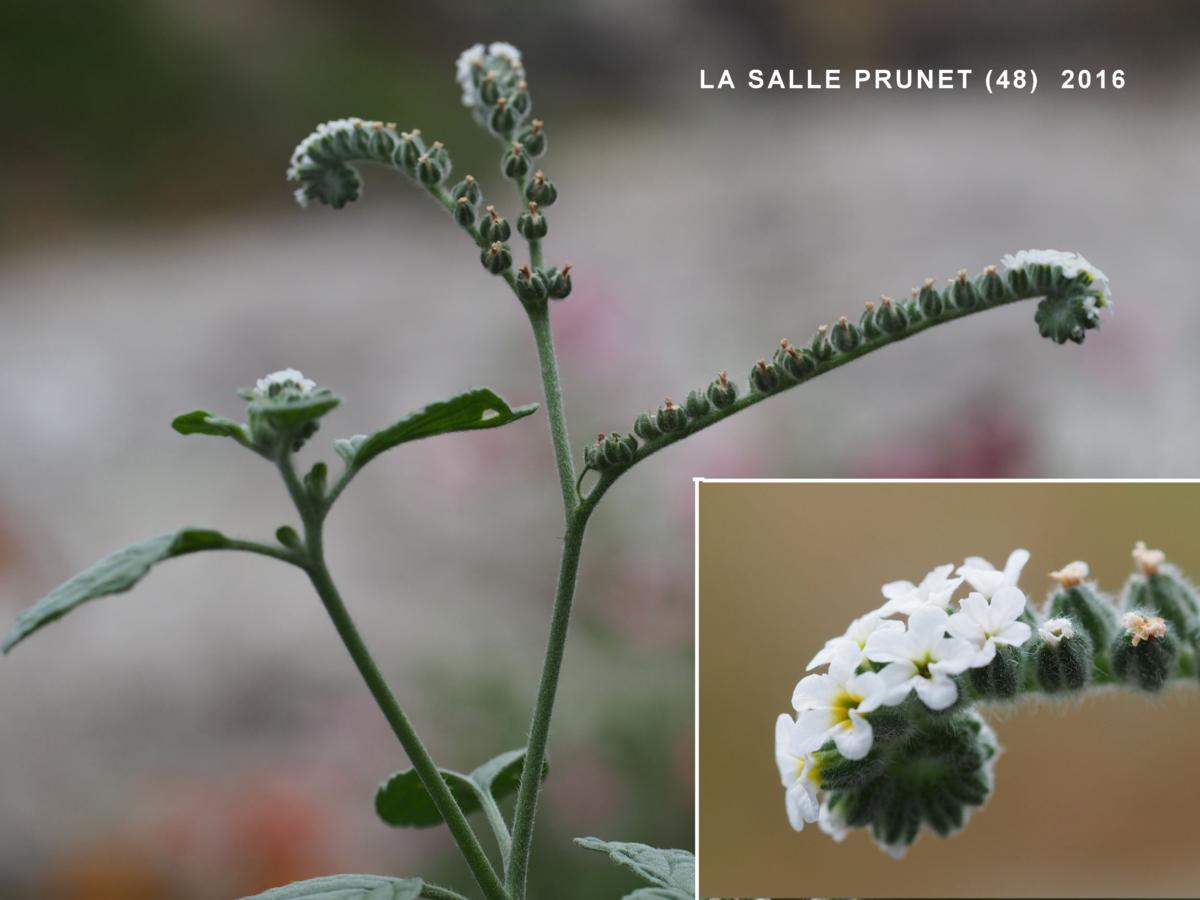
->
(490, 97, 517, 133)
(518, 119, 547, 157)
(706, 371, 738, 409)
(524, 169, 558, 206)
(480, 241, 513, 275)
(510, 80, 532, 116)
(872, 297, 908, 336)
(417, 141, 450, 185)
(859, 302, 881, 340)
(453, 196, 477, 227)
(1111, 612, 1177, 691)
(950, 270, 979, 310)
(515, 264, 548, 302)
(397, 129, 425, 171)
(502, 142, 531, 179)
(749, 359, 783, 394)
(369, 122, 397, 160)
(1047, 582, 1119, 680)
(600, 431, 637, 467)
(1031, 617, 1092, 693)
(916, 278, 943, 318)
(979, 264, 1008, 304)
(633, 412, 661, 441)
(830, 316, 862, 353)
(655, 398, 688, 433)
(810, 325, 835, 361)
(775, 339, 815, 381)
(275, 526, 302, 550)
(685, 389, 711, 418)
(1007, 264, 1032, 296)
(517, 201, 548, 239)
(543, 263, 572, 300)
(1122, 542, 1200, 638)
(479, 72, 501, 107)
(968, 645, 1022, 699)
(479, 206, 512, 243)
(451, 174, 481, 205)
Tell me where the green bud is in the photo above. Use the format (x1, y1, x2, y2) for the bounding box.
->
(510, 80, 532, 116)
(275, 526, 302, 550)
(776, 339, 816, 381)
(479, 72, 501, 106)
(1030, 262, 1056, 293)
(518, 119, 547, 157)
(749, 359, 783, 394)
(968, 644, 1022, 699)
(417, 141, 450, 185)
(542, 263, 573, 300)
(453, 196, 476, 227)
(1031, 618, 1092, 693)
(1111, 612, 1177, 691)
(830, 316, 862, 353)
(397, 129, 425, 171)
(950, 270, 979, 310)
(872, 298, 908, 335)
(1007, 264, 1032, 296)
(706, 371, 738, 408)
(490, 97, 517, 134)
(517, 202, 548, 239)
(479, 206, 512, 243)
(524, 169, 558, 206)
(859, 302, 882, 339)
(502, 142, 531, 179)
(600, 431, 637, 467)
(655, 398, 688, 433)
(304, 461, 328, 502)
(515, 264, 548, 302)
(1123, 543, 1200, 637)
(1047, 581, 1119, 680)
(810, 325, 835, 361)
(633, 411, 661, 441)
(480, 241, 513, 275)
(451, 175, 481, 205)
(979, 264, 1009, 304)
(917, 278, 944, 318)
(685, 389, 711, 418)
(369, 123, 396, 161)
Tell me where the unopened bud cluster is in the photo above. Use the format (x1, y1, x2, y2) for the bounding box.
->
(777, 542, 1197, 856)
(237, 368, 341, 455)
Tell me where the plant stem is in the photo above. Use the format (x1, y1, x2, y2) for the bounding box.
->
(506, 501, 594, 898)
(473, 784, 514, 872)
(524, 302, 577, 519)
(305, 552, 509, 900)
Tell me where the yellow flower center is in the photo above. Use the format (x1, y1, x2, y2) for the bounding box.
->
(830, 689, 863, 728)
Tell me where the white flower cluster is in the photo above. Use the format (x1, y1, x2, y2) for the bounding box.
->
(1001, 248, 1113, 312)
(455, 41, 524, 106)
(255, 368, 316, 398)
(775, 549, 1034, 833)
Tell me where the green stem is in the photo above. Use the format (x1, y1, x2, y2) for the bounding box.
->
(305, 553, 508, 900)
(472, 783, 514, 872)
(524, 302, 577, 519)
(506, 500, 596, 898)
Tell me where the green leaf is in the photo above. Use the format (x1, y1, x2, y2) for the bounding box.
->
(342, 388, 537, 470)
(3, 528, 233, 653)
(623, 890, 690, 900)
(248, 388, 343, 429)
(171, 409, 250, 444)
(375, 747, 548, 828)
(238, 874, 423, 900)
(574, 838, 695, 894)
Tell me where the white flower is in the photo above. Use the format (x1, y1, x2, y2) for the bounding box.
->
(486, 41, 523, 67)
(957, 548, 1029, 599)
(878, 563, 963, 616)
(455, 43, 487, 105)
(818, 798, 849, 843)
(792, 645, 908, 760)
(864, 606, 977, 710)
(947, 587, 1033, 667)
(255, 368, 316, 396)
(1039, 616, 1074, 646)
(1001, 249, 1113, 311)
(806, 611, 904, 670)
(774, 714, 821, 831)
(1048, 561, 1089, 588)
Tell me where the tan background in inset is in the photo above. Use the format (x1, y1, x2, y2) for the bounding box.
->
(698, 481, 1200, 898)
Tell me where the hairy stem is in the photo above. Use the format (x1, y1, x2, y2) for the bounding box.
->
(524, 302, 577, 519)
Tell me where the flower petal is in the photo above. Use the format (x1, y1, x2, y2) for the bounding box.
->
(991, 585, 1028, 623)
(914, 673, 958, 710)
(834, 714, 874, 760)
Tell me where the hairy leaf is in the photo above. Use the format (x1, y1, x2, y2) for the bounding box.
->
(3, 528, 232, 653)
(339, 388, 537, 471)
(238, 874, 423, 900)
(574, 837, 695, 893)
(375, 747, 548, 828)
(171, 409, 250, 443)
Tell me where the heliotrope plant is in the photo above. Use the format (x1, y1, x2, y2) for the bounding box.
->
(776, 542, 1200, 858)
(6, 40, 1114, 900)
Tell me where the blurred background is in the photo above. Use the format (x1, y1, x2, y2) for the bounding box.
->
(1, 0, 1199, 898)
(698, 482, 1200, 897)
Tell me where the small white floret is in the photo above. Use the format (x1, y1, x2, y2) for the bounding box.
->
(1039, 617, 1074, 647)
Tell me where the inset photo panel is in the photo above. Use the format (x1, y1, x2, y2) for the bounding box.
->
(698, 480, 1200, 899)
